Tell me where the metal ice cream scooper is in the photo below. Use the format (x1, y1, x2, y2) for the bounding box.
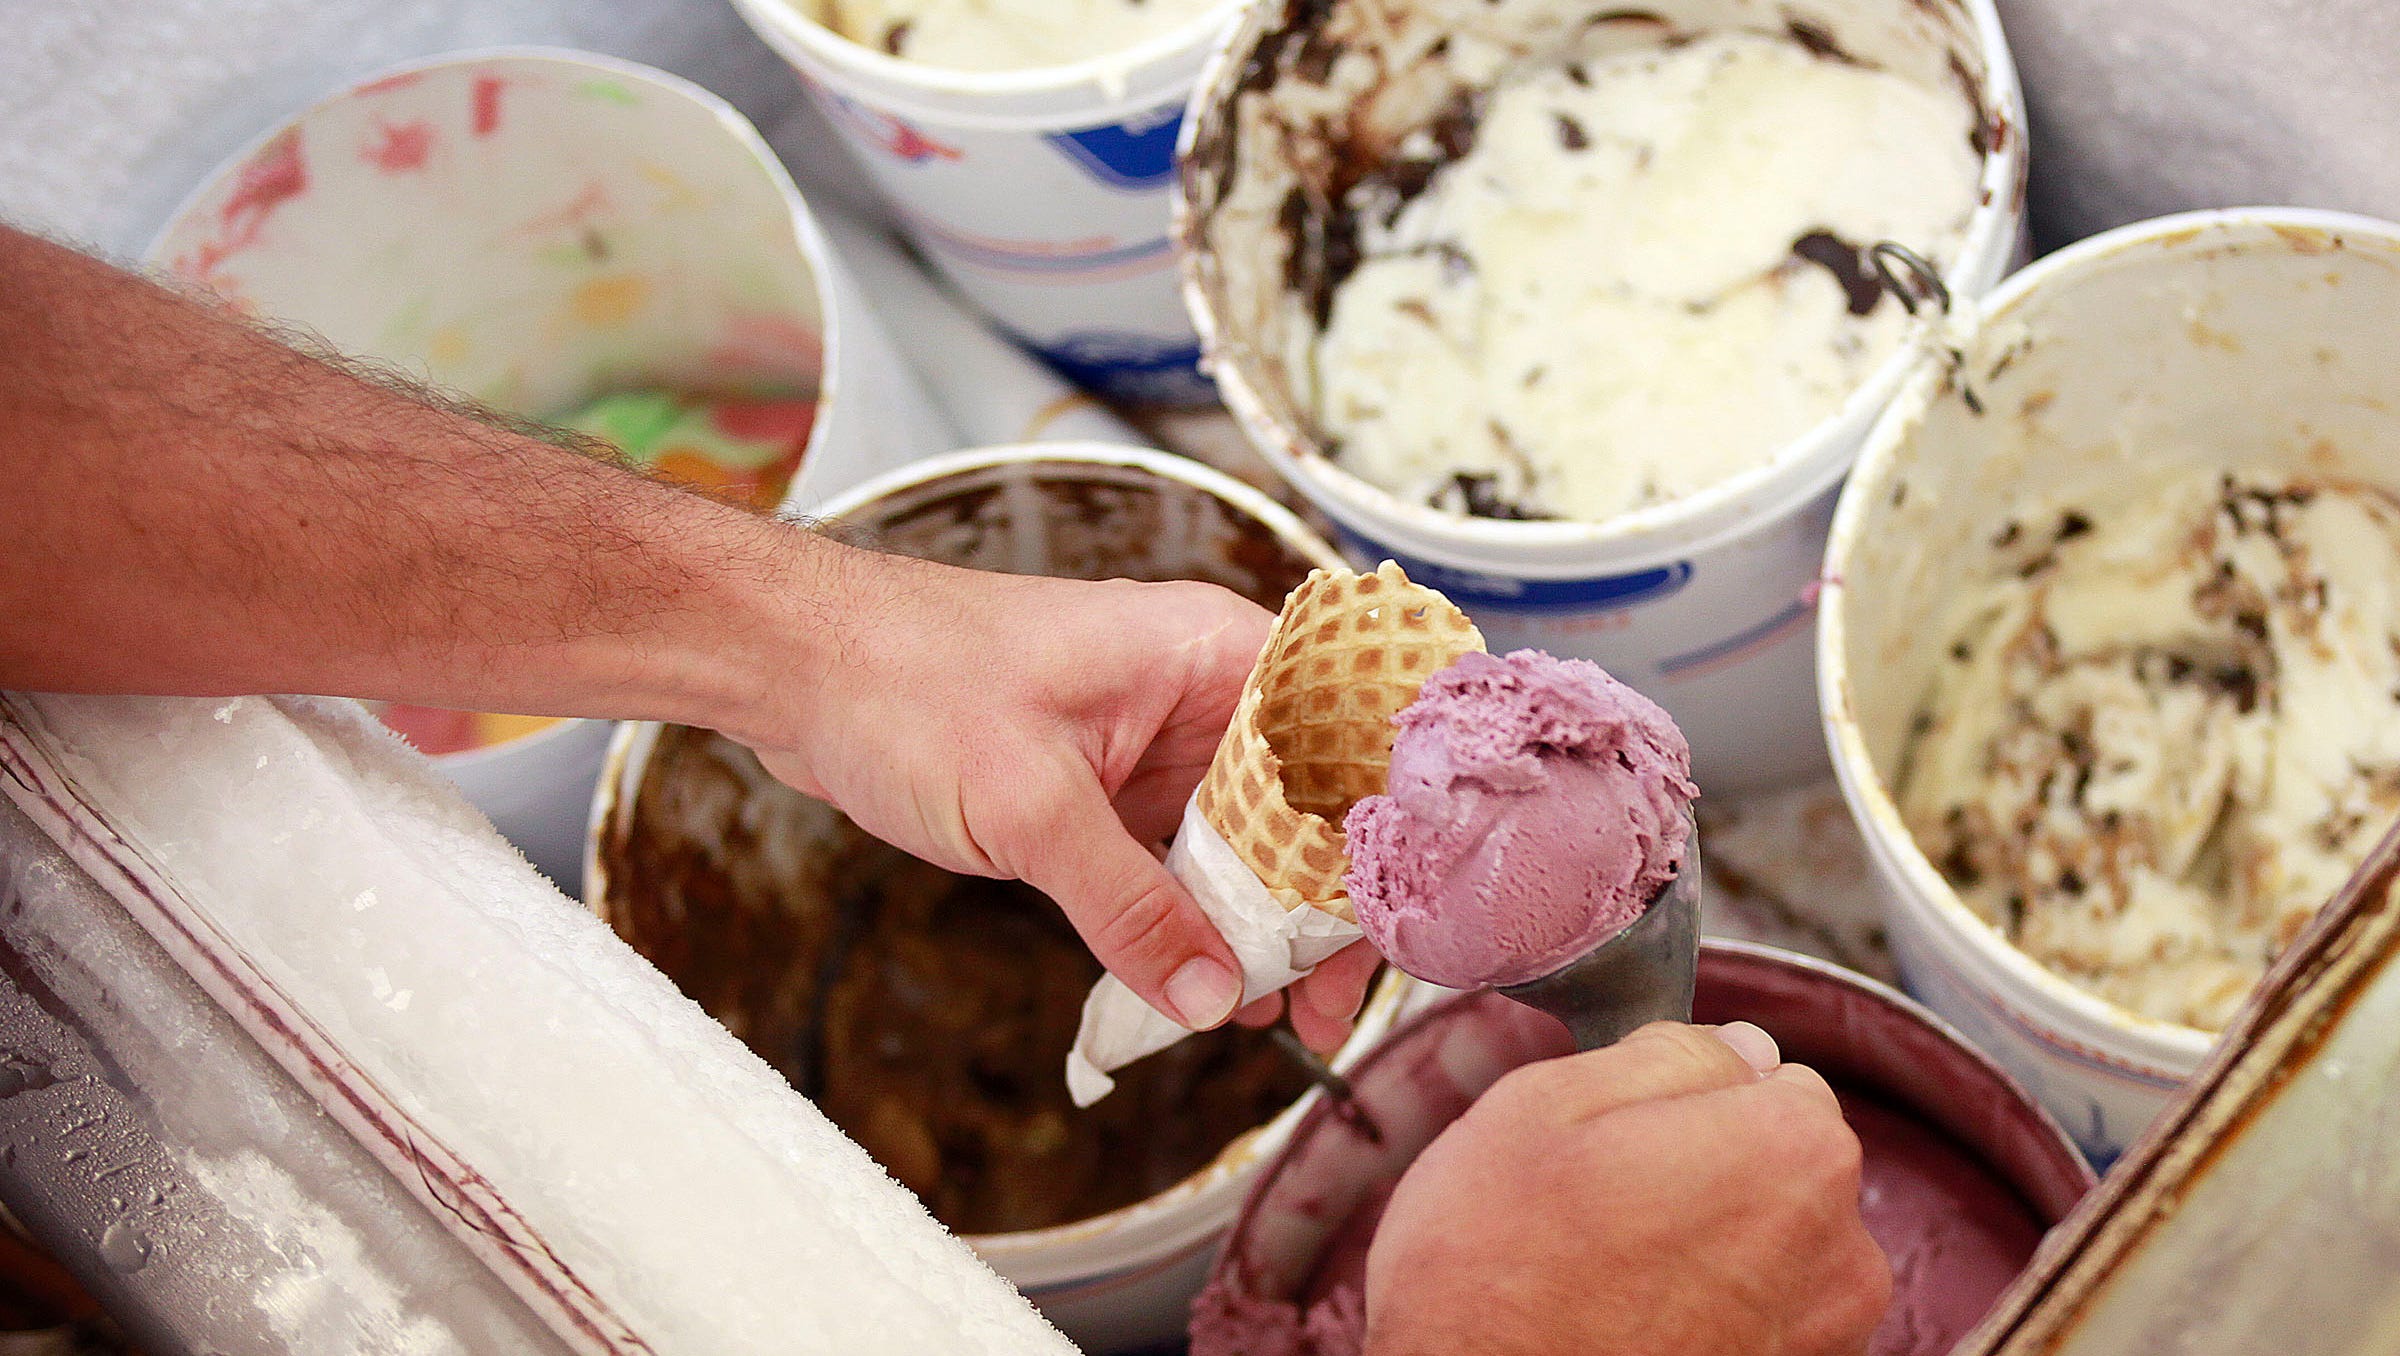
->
(1494, 831, 1701, 1053)
(1342, 647, 1704, 1050)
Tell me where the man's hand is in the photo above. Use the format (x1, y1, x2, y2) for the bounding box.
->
(735, 552, 1378, 1049)
(1364, 1022, 1892, 1356)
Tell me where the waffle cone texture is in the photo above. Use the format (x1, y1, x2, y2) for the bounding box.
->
(1194, 562, 1486, 922)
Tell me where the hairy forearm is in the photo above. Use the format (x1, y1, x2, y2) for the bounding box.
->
(0, 225, 853, 731)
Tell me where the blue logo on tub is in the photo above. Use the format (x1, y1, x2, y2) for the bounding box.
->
(1340, 536, 1694, 613)
(1045, 107, 1183, 190)
(1036, 331, 1212, 404)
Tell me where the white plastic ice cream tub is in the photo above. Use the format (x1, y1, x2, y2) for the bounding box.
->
(586, 444, 1421, 1352)
(729, 0, 1239, 404)
(1819, 207, 2400, 1164)
(1179, 0, 2028, 792)
(145, 49, 951, 892)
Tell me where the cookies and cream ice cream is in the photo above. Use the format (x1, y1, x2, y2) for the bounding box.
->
(1344, 649, 1696, 988)
(1900, 472, 2400, 1029)
(1310, 29, 1983, 521)
(806, 0, 1227, 70)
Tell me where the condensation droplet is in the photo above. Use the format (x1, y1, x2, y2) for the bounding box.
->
(0, 1056, 58, 1099)
(98, 1218, 150, 1273)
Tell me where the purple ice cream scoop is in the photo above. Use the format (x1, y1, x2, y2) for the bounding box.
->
(1343, 650, 1697, 990)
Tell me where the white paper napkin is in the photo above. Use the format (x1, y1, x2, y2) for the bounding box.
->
(1065, 797, 1361, 1105)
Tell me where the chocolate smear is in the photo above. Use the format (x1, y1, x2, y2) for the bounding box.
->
(1790, 230, 1886, 316)
(1294, 89, 1486, 327)
(1444, 472, 1545, 521)
(1785, 16, 1860, 64)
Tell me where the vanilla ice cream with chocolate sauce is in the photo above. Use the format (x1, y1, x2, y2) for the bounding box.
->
(1291, 23, 1982, 522)
(1901, 472, 2400, 1030)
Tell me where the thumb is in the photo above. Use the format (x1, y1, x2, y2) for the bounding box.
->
(1009, 766, 1244, 1032)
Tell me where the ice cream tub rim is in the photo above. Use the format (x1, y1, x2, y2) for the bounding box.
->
(1816, 205, 2400, 1073)
(1174, 0, 2030, 577)
(142, 45, 865, 771)
(785, 441, 1350, 574)
(727, 0, 1249, 128)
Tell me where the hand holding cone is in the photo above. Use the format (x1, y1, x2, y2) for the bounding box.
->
(1066, 562, 1483, 1103)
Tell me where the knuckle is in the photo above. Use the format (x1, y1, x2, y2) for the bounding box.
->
(1475, 1062, 1556, 1119)
(1830, 1244, 1896, 1346)
(974, 782, 1046, 855)
(982, 760, 1085, 873)
(1466, 1060, 1576, 1134)
(1088, 872, 1187, 964)
(1618, 1021, 1748, 1084)
(1783, 1088, 1860, 1156)
(1787, 1121, 1866, 1197)
(1759, 1064, 1844, 1126)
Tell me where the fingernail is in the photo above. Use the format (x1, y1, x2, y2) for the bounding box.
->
(1165, 957, 1242, 1030)
(1714, 1021, 1781, 1074)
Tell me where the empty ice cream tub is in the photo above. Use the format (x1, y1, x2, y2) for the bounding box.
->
(586, 444, 1420, 1352)
(1191, 941, 2094, 1356)
(1820, 207, 2400, 1163)
(1179, 0, 2027, 792)
(727, 0, 1242, 404)
(145, 48, 950, 891)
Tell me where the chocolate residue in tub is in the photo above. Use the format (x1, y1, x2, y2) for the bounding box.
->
(1291, 26, 1344, 84)
(1784, 15, 1862, 65)
(1293, 90, 1487, 327)
(1198, 0, 1341, 213)
(1947, 49, 2000, 157)
(1283, 186, 1350, 333)
(1790, 230, 1887, 316)
(601, 746, 1310, 1236)
(1439, 471, 1543, 521)
(867, 473, 1313, 605)
(814, 855, 1309, 1234)
(1236, 0, 1342, 101)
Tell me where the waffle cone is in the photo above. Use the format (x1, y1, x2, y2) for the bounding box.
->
(1195, 562, 1485, 921)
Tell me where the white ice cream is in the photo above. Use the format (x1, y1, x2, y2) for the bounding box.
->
(1900, 472, 2400, 1031)
(1313, 30, 1982, 521)
(809, 0, 1225, 70)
